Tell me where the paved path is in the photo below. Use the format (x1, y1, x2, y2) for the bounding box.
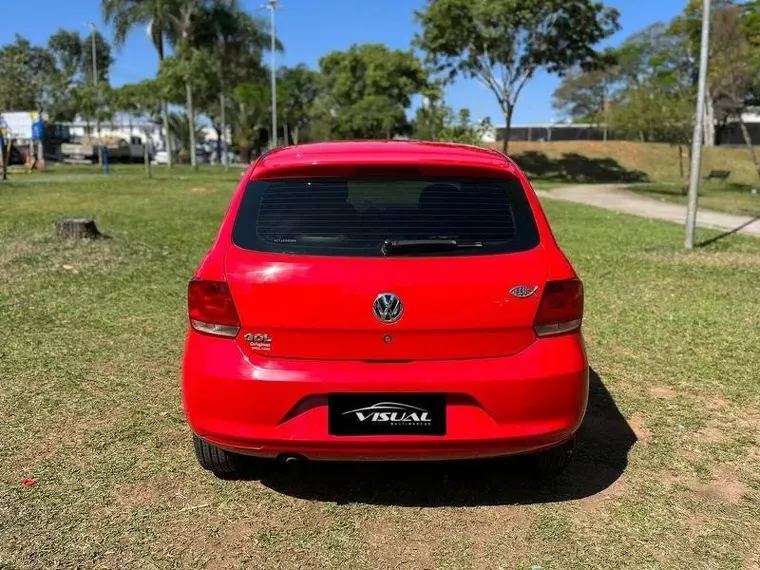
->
(537, 184, 760, 237)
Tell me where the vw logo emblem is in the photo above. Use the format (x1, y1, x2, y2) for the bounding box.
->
(373, 293, 403, 324)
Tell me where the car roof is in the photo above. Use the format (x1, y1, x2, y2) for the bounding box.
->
(250, 140, 518, 179)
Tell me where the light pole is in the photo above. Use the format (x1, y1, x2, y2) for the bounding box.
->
(87, 22, 98, 86)
(262, 0, 280, 149)
(684, 0, 711, 249)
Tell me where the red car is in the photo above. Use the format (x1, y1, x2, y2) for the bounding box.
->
(183, 141, 587, 478)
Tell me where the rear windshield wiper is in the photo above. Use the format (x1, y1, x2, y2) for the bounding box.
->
(381, 239, 484, 255)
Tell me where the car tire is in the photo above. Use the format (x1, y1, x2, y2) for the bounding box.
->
(531, 436, 575, 478)
(193, 435, 245, 479)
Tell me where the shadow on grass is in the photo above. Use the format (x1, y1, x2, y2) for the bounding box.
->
(638, 182, 756, 198)
(697, 215, 760, 248)
(514, 151, 648, 184)
(251, 369, 636, 506)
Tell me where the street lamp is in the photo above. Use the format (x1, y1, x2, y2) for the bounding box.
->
(261, 0, 281, 149)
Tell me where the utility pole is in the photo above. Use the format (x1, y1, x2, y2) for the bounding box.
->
(262, 0, 280, 149)
(685, 0, 711, 249)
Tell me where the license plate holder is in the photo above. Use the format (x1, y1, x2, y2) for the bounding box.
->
(328, 393, 446, 436)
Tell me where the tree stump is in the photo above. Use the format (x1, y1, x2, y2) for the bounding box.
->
(55, 218, 104, 240)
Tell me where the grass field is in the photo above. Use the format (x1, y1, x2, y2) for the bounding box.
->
(630, 182, 760, 217)
(1, 167, 759, 570)
(500, 140, 760, 186)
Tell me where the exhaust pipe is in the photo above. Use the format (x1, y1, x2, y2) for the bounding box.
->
(279, 454, 307, 466)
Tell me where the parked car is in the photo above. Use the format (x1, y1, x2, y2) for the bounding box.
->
(182, 141, 586, 478)
(152, 150, 171, 165)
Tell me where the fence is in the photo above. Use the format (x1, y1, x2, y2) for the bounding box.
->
(496, 122, 760, 146)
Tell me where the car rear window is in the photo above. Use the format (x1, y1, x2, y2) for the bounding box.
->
(232, 177, 540, 257)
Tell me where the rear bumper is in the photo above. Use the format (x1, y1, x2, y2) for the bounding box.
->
(182, 333, 588, 461)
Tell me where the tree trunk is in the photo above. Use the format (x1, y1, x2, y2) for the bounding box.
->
(293, 125, 300, 145)
(239, 142, 251, 163)
(284, 123, 289, 146)
(703, 95, 715, 147)
(738, 114, 760, 180)
(678, 144, 684, 180)
(220, 93, 229, 170)
(501, 105, 514, 154)
(187, 82, 197, 170)
(157, 40, 173, 169)
(214, 124, 222, 164)
(144, 141, 152, 179)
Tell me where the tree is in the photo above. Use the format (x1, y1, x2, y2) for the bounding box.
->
(72, 83, 114, 134)
(48, 29, 84, 77)
(168, 111, 204, 162)
(414, 0, 620, 153)
(231, 80, 270, 162)
(192, 0, 276, 162)
(81, 31, 115, 85)
(103, 0, 177, 166)
(669, 0, 737, 146)
(403, 106, 496, 145)
(158, 44, 215, 169)
(709, 3, 760, 177)
(315, 44, 427, 139)
(279, 65, 321, 144)
(46, 29, 114, 122)
(552, 65, 616, 123)
(0, 35, 56, 111)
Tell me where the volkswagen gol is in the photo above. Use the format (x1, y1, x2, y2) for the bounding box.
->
(183, 141, 587, 478)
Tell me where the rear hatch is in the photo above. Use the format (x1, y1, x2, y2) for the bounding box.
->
(225, 176, 546, 361)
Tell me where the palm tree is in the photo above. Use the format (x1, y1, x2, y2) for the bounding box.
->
(168, 111, 204, 161)
(194, 0, 277, 166)
(102, 0, 175, 167)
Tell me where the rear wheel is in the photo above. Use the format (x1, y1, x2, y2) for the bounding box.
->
(193, 435, 245, 479)
(531, 436, 575, 478)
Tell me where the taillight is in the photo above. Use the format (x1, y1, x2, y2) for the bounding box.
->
(533, 278, 584, 337)
(188, 279, 240, 338)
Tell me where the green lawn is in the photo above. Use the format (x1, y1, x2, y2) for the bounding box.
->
(1, 167, 759, 570)
(631, 181, 760, 217)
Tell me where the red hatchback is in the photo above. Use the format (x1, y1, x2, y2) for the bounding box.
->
(183, 141, 587, 478)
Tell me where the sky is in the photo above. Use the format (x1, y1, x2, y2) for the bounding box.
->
(2, 0, 687, 126)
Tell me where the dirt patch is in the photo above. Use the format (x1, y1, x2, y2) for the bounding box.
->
(115, 476, 177, 509)
(690, 466, 748, 506)
(197, 519, 258, 570)
(649, 386, 677, 399)
(578, 477, 630, 511)
(642, 251, 760, 268)
(190, 187, 214, 194)
(710, 396, 729, 408)
(362, 506, 532, 569)
(694, 427, 726, 445)
(629, 414, 651, 443)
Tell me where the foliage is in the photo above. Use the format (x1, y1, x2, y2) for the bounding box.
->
(551, 65, 617, 123)
(278, 65, 322, 143)
(81, 31, 115, 85)
(103, 0, 172, 57)
(315, 43, 427, 139)
(414, 0, 620, 152)
(0, 35, 56, 111)
(103, 0, 180, 164)
(231, 80, 270, 161)
(71, 83, 114, 128)
(168, 111, 204, 156)
(413, 103, 492, 145)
